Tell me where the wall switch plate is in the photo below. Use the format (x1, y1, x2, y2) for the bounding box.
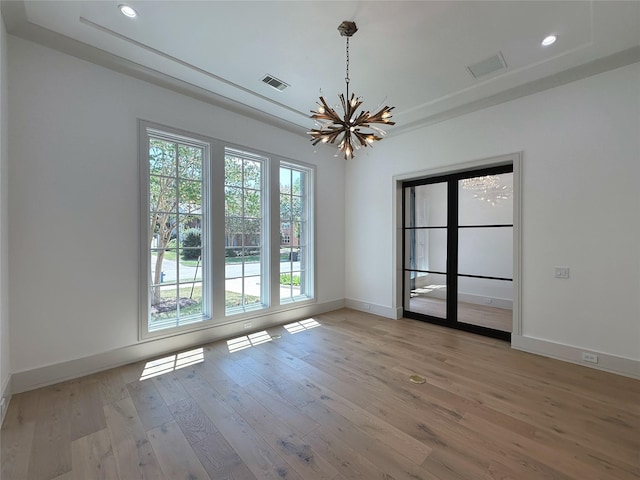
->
(555, 267, 570, 279)
(582, 352, 599, 364)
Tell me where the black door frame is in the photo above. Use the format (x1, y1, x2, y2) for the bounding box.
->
(402, 164, 514, 341)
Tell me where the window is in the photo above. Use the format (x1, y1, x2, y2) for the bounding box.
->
(224, 149, 267, 314)
(144, 130, 209, 333)
(140, 121, 315, 338)
(280, 163, 313, 303)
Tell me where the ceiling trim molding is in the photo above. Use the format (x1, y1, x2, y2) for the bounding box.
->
(392, 46, 640, 136)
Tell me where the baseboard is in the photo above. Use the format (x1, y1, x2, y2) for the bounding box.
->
(1, 373, 11, 426)
(344, 299, 400, 319)
(511, 334, 640, 379)
(11, 299, 345, 394)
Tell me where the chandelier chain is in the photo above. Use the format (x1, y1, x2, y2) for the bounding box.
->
(345, 37, 350, 87)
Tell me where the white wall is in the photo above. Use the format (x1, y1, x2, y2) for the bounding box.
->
(0, 14, 9, 402)
(346, 62, 640, 363)
(8, 36, 345, 379)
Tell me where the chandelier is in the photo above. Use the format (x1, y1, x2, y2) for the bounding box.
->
(308, 21, 395, 160)
(461, 175, 511, 206)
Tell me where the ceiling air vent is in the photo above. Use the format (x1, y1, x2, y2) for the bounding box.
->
(466, 52, 508, 79)
(261, 74, 289, 92)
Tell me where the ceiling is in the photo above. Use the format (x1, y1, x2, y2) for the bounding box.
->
(3, 1, 640, 136)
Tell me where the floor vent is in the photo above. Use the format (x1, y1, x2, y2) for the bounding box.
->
(261, 74, 289, 92)
(466, 52, 507, 79)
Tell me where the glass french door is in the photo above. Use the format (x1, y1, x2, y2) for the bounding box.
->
(402, 165, 513, 340)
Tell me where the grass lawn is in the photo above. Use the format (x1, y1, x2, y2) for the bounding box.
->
(150, 285, 261, 323)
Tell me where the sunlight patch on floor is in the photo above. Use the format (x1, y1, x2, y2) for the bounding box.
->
(139, 347, 205, 380)
(227, 330, 272, 353)
(284, 318, 321, 334)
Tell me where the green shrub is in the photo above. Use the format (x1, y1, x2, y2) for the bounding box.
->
(181, 228, 201, 260)
(279, 273, 301, 286)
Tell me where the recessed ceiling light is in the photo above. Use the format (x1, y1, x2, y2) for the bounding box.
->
(541, 35, 558, 46)
(118, 4, 137, 18)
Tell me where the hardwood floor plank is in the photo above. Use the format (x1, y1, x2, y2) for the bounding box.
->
(103, 396, 165, 479)
(152, 372, 191, 406)
(70, 429, 119, 480)
(147, 420, 211, 480)
(168, 396, 219, 445)
(1, 391, 39, 479)
(126, 379, 173, 431)
(26, 384, 72, 480)
(96, 369, 130, 405)
(191, 431, 257, 480)
(69, 378, 106, 441)
(303, 428, 397, 480)
(1, 418, 36, 480)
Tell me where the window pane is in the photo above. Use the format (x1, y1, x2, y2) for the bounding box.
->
(458, 227, 513, 279)
(178, 250, 202, 282)
(244, 160, 261, 189)
(177, 146, 203, 180)
(149, 139, 176, 176)
(405, 183, 447, 228)
(280, 193, 291, 221)
(224, 149, 266, 315)
(224, 156, 243, 187)
(150, 176, 176, 212)
(405, 228, 447, 273)
(406, 272, 447, 319)
(225, 187, 243, 216)
(179, 179, 202, 212)
(459, 173, 513, 226)
(244, 190, 261, 218)
(177, 283, 204, 318)
(457, 277, 512, 332)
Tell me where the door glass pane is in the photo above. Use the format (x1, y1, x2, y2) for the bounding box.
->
(405, 228, 447, 273)
(458, 227, 512, 279)
(405, 183, 447, 227)
(458, 173, 513, 226)
(457, 277, 512, 332)
(406, 272, 447, 319)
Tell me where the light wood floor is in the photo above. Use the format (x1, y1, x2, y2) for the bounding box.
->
(2, 309, 639, 480)
(409, 296, 513, 332)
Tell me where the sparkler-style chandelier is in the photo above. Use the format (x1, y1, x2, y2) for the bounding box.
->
(308, 21, 395, 160)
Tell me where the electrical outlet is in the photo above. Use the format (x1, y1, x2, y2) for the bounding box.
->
(0, 397, 5, 419)
(483, 298, 493, 305)
(555, 267, 570, 279)
(582, 352, 599, 364)
(243, 322, 252, 329)
(362, 303, 370, 310)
